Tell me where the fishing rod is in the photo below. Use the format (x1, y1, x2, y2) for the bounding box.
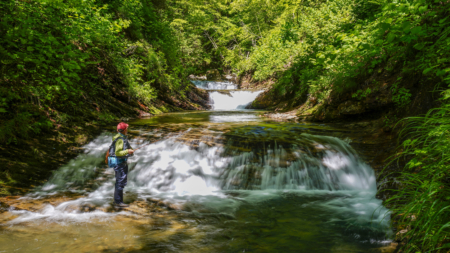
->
(127, 141, 157, 171)
(133, 140, 157, 151)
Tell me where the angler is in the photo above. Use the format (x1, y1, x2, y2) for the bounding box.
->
(107, 122, 134, 207)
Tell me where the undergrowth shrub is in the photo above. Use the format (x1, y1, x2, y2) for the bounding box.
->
(0, 0, 190, 144)
(386, 105, 450, 252)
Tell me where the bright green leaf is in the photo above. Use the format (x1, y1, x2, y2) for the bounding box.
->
(387, 33, 396, 42)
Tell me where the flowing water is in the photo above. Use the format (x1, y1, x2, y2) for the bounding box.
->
(0, 82, 393, 252)
(191, 79, 263, 110)
(190, 80, 237, 90)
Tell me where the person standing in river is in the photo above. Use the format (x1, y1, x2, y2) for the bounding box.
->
(109, 122, 134, 207)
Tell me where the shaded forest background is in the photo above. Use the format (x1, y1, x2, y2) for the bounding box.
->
(2, 0, 450, 251)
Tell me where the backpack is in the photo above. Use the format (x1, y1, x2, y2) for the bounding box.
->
(105, 136, 129, 168)
(105, 149, 120, 168)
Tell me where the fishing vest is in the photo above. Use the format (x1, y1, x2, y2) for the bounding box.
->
(108, 136, 132, 167)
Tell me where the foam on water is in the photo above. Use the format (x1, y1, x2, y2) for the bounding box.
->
(0, 80, 393, 251)
(32, 133, 112, 194)
(222, 136, 376, 191)
(9, 203, 120, 224)
(209, 90, 263, 110)
(9, 129, 390, 235)
(191, 80, 237, 90)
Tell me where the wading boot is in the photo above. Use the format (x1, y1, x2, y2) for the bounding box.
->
(114, 202, 129, 208)
(113, 189, 129, 207)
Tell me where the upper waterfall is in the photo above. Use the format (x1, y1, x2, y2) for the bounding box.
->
(191, 79, 263, 110)
(191, 80, 237, 90)
(209, 90, 263, 110)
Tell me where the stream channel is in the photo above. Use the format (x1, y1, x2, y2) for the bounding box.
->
(0, 81, 393, 252)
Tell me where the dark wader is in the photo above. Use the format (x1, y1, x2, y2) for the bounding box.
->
(114, 163, 128, 204)
(109, 136, 132, 204)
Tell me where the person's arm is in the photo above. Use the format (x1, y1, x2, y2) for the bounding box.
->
(128, 142, 134, 156)
(115, 139, 130, 157)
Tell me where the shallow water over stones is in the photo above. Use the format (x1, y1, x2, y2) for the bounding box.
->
(0, 111, 395, 253)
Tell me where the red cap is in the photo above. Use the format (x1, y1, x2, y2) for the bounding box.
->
(117, 122, 129, 132)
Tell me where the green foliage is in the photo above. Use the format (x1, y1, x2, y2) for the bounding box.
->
(384, 114, 398, 127)
(386, 106, 450, 252)
(1, 0, 450, 250)
(391, 83, 412, 108)
(165, 1, 450, 251)
(352, 88, 373, 100)
(0, 0, 191, 143)
(167, 0, 450, 108)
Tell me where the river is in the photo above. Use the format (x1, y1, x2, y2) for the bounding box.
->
(0, 82, 394, 252)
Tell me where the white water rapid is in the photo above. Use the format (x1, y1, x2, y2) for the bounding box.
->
(190, 80, 237, 90)
(191, 79, 263, 110)
(11, 131, 389, 233)
(1, 80, 393, 252)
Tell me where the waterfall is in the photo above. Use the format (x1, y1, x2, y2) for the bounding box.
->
(38, 133, 376, 194)
(209, 90, 263, 110)
(221, 134, 376, 191)
(19, 131, 388, 224)
(5, 126, 391, 251)
(2, 82, 392, 252)
(191, 80, 237, 90)
(191, 79, 262, 110)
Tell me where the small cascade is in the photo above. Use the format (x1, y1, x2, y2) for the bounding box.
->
(5, 126, 392, 251)
(34, 133, 225, 198)
(191, 79, 263, 110)
(25, 131, 387, 222)
(221, 134, 376, 191)
(1, 82, 392, 251)
(209, 90, 263, 110)
(191, 80, 237, 90)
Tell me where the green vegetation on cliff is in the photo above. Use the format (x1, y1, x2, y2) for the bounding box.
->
(0, 0, 206, 145)
(387, 108, 450, 252)
(2, 0, 450, 251)
(0, 0, 211, 197)
(167, 2, 450, 250)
